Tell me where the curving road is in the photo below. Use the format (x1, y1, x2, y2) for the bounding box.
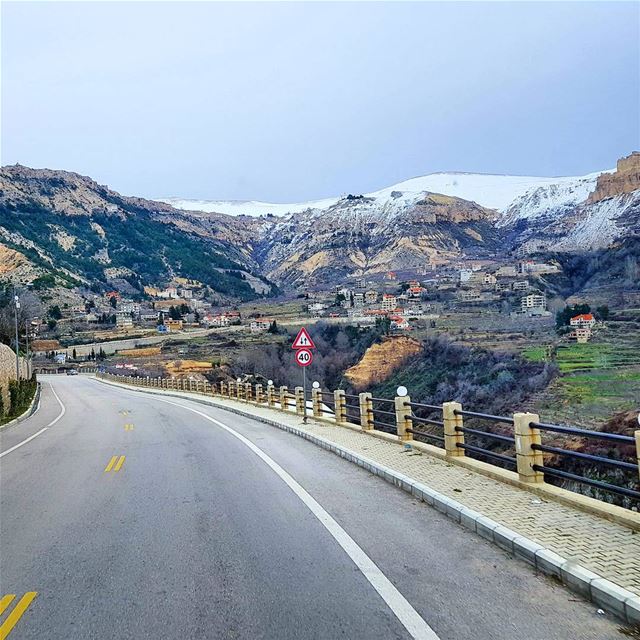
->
(0, 376, 629, 639)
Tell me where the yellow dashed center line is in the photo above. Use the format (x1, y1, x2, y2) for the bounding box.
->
(0, 592, 38, 640)
(113, 455, 126, 472)
(0, 595, 15, 616)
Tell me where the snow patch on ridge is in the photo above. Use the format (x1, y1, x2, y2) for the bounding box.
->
(158, 169, 613, 219)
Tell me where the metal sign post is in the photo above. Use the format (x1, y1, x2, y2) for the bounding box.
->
(292, 329, 315, 424)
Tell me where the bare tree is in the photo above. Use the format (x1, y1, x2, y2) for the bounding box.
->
(0, 288, 43, 349)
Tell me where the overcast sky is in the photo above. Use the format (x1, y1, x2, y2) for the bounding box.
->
(1, 2, 638, 202)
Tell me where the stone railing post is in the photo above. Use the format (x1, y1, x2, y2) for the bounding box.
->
(255, 384, 263, 404)
(312, 387, 322, 418)
(236, 382, 242, 401)
(267, 383, 275, 407)
(359, 392, 373, 430)
(295, 386, 304, 415)
(395, 395, 412, 441)
(228, 381, 234, 398)
(245, 382, 252, 402)
(334, 390, 346, 424)
(442, 401, 465, 457)
(634, 430, 640, 484)
(220, 381, 226, 396)
(279, 386, 289, 411)
(514, 412, 544, 483)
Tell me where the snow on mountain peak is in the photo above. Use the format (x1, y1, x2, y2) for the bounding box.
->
(158, 169, 612, 218)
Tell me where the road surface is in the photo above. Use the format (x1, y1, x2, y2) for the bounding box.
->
(0, 376, 630, 639)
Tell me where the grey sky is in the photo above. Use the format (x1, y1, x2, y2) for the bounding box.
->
(2, 1, 638, 202)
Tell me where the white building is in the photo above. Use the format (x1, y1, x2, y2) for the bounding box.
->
(570, 313, 596, 329)
(250, 318, 273, 332)
(381, 294, 397, 311)
(115, 311, 133, 328)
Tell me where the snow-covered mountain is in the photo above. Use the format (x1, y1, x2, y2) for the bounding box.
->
(158, 160, 639, 286)
(159, 169, 612, 219)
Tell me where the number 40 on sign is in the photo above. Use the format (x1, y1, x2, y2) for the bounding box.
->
(295, 348, 313, 367)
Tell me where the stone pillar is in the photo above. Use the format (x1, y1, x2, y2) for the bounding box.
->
(312, 388, 322, 418)
(442, 401, 465, 457)
(295, 386, 305, 415)
(395, 395, 412, 441)
(359, 392, 373, 430)
(635, 431, 640, 484)
(220, 381, 226, 396)
(279, 386, 289, 411)
(267, 384, 275, 408)
(514, 412, 544, 483)
(255, 384, 263, 404)
(245, 382, 252, 402)
(334, 390, 346, 424)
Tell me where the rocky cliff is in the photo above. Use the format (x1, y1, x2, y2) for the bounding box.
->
(587, 152, 640, 204)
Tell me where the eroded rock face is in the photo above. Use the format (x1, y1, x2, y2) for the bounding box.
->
(344, 336, 423, 390)
(588, 152, 640, 204)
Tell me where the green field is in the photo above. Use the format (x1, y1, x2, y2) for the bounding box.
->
(521, 316, 640, 426)
(554, 342, 640, 372)
(537, 367, 640, 426)
(523, 341, 640, 372)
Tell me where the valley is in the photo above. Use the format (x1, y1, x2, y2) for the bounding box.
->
(1, 152, 639, 503)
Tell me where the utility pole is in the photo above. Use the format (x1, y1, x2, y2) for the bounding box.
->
(25, 317, 30, 371)
(14, 289, 21, 380)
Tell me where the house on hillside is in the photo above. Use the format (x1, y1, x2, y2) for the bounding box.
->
(165, 319, 183, 332)
(204, 314, 230, 327)
(115, 311, 133, 328)
(570, 313, 596, 329)
(381, 294, 397, 311)
(250, 318, 273, 332)
(521, 293, 547, 315)
(571, 327, 592, 343)
(365, 290, 378, 304)
(390, 315, 409, 330)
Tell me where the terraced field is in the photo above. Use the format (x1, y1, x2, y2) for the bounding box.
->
(525, 318, 640, 426)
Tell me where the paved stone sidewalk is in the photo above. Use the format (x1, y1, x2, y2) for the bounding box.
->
(100, 381, 640, 598)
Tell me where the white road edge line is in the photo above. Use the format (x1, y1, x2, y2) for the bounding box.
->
(155, 396, 440, 640)
(0, 382, 66, 459)
(47, 383, 66, 427)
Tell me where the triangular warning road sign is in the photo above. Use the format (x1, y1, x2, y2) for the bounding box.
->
(292, 327, 316, 350)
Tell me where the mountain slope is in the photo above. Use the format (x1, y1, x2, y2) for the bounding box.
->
(257, 192, 500, 286)
(0, 165, 272, 299)
(160, 169, 611, 218)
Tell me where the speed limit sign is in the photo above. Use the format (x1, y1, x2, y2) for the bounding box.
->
(295, 348, 313, 367)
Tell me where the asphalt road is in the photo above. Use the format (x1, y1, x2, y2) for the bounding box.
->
(0, 376, 631, 639)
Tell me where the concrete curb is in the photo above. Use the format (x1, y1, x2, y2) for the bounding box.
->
(96, 377, 640, 625)
(0, 382, 41, 431)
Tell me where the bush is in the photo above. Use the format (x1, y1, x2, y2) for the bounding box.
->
(4, 375, 37, 421)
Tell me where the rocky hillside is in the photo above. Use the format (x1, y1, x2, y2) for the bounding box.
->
(344, 336, 423, 389)
(2, 154, 638, 293)
(500, 153, 640, 253)
(0, 165, 271, 300)
(257, 192, 500, 286)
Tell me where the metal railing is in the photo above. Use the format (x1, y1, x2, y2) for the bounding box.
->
(97, 371, 640, 508)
